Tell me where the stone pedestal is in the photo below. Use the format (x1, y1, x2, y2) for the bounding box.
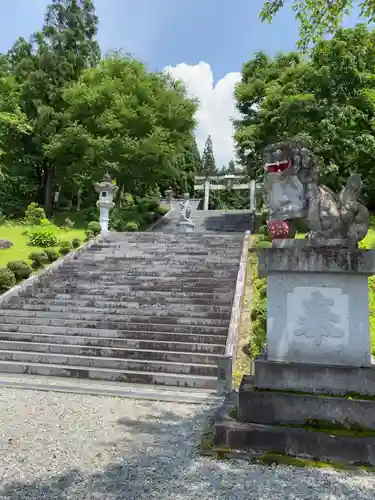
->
(210, 247, 375, 467)
(175, 219, 195, 233)
(203, 179, 210, 211)
(259, 248, 375, 367)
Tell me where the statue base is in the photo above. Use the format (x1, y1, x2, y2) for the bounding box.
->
(259, 247, 374, 367)
(210, 360, 375, 466)
(175, 218, 195, 233)
(272, 237, 358, 249)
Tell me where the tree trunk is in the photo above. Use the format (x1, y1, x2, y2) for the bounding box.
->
(116, 184, 124, 208)
(44, 167, 54, 216)
(77, 187, 82, 212)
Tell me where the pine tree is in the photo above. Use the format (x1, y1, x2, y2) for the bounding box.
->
(201, 135, 216, 176)
(227, 159, 235, 174)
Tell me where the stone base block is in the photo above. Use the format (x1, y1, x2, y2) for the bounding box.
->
(238, 375, 375, 429)
(213, 415, 375, 466)
(253, 358, 375, 395)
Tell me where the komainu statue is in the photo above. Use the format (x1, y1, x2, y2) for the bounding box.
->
(263, 140, 370, 247)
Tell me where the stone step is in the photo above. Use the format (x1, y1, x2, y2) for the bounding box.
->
(0, 341, 221, 365)
(74, 258, 239, 269)
(0, 309, 230, 327)
(45, 277, 236, 287)
(17, 292, 233, 306)
(54, 274, 237, 284)
(58, 265, 239, 275)
(0, 360, 217, 389)
(0, 350, 217, 376)
(0, 332, 225, 353)
(0, 327, 226, 344)
(2, 303, 231, 320)
(57, 268, 239, 280)
(7, 297, 232, 314)
(0, 317, 228, 333)
(38, 284, 234, 294)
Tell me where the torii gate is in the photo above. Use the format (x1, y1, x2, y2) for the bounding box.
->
(194, 175, 258, 211)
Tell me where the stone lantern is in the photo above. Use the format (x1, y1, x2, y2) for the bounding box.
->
(94, 173, 118, 235)
(165, 187, 174, 207)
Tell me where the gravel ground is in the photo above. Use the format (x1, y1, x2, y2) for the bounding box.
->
(0, 389, 374, 499)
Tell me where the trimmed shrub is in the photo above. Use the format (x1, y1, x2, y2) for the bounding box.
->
(0, 268, 16, 292)
(84, 229, 95, 241)
(87, 221, 101, 236)
(156, 205, 169, 216)
(24, 202, 46, 226)
(81, 207, 99, 222)
(143, 212, 158, 225)
(59, 240, 73, 255)
(28, 225, 59, 248)
(125, 221, 139, 232)
(6, 260, 32, 281)
(28, 251, 49, 269)
(136, 198, 159, 214)
(45, 248, 59, 262)
(72, 237, 81, 248)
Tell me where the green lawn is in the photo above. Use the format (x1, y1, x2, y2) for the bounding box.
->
(0, 225, 86, 268)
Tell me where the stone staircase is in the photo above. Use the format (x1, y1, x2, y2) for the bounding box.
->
(153, 203, 253, 233)
(0, 231, 244, 390)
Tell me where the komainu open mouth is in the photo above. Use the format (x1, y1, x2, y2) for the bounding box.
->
(265, 159, 291, 174)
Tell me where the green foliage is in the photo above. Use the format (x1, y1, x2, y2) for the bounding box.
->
(125, 221, 139, 232)
(0, 267, 16, 292)
(136, 198, 159, 214)
(28, 251, 49, 269)
(48, 54, 197, 201)
(0, 0, 198, 220)
(122, 192, 134, 207)
(157, 205, 170, 216)
(6, 260, 32, 281)
(58, 240, 72, 255)
(87, 221, 101, 236)
(45, 248, 59, 262)
(208, 190, 249, 210)
(27, 224, 59, 247)
(234, 25, 375, 207)
(8, 0, 100, 214)
(201, 135, 216, 176)
(24, 203, 46, 226)
(84, 229, 95, 241)
(142, 212, 158, 225)
(72, 237, 81, 248)
(248, 249, 267, 358)
(260, 1, 375, 51)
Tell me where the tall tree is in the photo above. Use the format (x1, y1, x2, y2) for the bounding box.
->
(201, 135, 217, 176)
(234, 25, 375, 205)
(261, 0, 375, 50)
(47, 54, 197, 197)
(8, 0, 100, 214)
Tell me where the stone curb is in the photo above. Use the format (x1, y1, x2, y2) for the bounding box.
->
(217, 230, 251, 394)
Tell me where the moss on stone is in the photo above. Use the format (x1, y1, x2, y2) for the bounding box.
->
(282, 418, 375, 437)
(257, 452, 349, 470)
(253, 386, 375, 401)
(227, 406, 237, 419)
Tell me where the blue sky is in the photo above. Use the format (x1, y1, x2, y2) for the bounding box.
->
(0, 0, 365, 165)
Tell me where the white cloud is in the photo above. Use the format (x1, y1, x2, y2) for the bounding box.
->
(165, 61, 241, 169)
